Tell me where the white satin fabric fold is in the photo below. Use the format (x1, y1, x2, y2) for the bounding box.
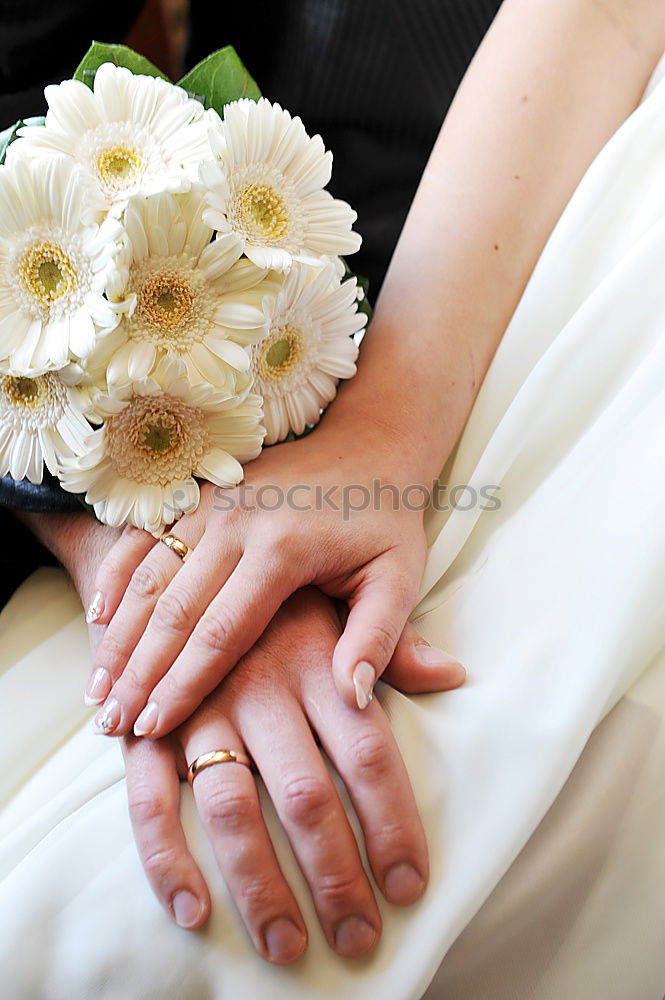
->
(2, 58, 665, 1000)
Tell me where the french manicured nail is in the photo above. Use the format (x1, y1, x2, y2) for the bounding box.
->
(134, 701, 159, 737)
(172, 890, 202, 929)
(352, 661, 375, 710)
(416, 644, 466, 680)
(86, 591, 104, 624)
(93, 698, 120, 735)
(383, 862, 425, 905)
(84, 667, 111, 706)
(334, 915, 378, 957)
(264, 917, 306, 964)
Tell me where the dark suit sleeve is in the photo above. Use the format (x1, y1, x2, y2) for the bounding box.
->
(0, 0, 144, 600)
(0, 0, 144, 127)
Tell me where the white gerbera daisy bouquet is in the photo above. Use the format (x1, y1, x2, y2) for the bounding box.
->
(0, 42, 369, 533)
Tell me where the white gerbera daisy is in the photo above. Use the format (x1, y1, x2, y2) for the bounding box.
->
(59, 357, 264, 533)
(252, 262, 364, 444)
(0, 157, 122, 373)
(8, 64, 212, 212)
(201, 99, 362, 271)
(100, 189, 276, 390)
(0, 370, 92, 483)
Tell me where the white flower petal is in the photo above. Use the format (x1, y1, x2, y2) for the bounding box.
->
(203, 98, 360, 265)
(15, 63, 210, 211)
(199, 233, 244, 281)
(57, 359, 262, 528)
(196, 447, 243, 488)
(127, 340, 157, 381)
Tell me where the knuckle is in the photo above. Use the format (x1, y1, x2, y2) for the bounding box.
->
(200, 785, 257, 832)
(128, 791, 170, 828)
(347, 730, 393, 781)
(371, 816, 417, 852)
(119, 662, 149, 696)
(264, 531, 292, 562)
(96, 630, 126, 672)
(96, 554, 126, 590)
(141, 845, 180, 883)
(128, 564, 162, 602)
(281, 775, 334, 829)
(316, 869, 365, 907)
(195, 605, 235, 656)
(153, 590, 196, 634)
(366, 620, 400, 661)
(238, 873, 282, 913)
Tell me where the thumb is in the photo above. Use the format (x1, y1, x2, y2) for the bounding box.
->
(382, 621, 466, 694)
(331, 558, 419, 709)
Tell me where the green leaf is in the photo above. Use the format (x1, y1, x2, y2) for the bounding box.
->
(0, 116, 45, 165)
(76, 493, 99, 520)
(73, 41, 168, 89)
(178, 46, 261, 116)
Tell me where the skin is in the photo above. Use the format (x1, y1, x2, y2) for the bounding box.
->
(122, 588, 440, 963)
(14, 0, 665, 963)
(83, 0, 665, 742)
(18, 507, 464, 961)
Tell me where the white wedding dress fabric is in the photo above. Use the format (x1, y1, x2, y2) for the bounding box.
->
(2, 57, 665, 1000)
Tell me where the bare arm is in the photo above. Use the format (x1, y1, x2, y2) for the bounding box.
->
(86, 0, 665, 726)
(326, 0, 665, 481)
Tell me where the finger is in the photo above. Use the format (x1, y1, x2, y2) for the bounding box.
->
(304, 668, 429, 908)
(234, 691, 382, 959)
(183, 718, 307, 965)
(134, 550, 297, 738)
(332, 553, 421, 710)
(87, 540, 186, 714)
(121, 735, 211, 930)
(85, 525, 157, 626)
(93, 533, 240, 737)
(382, 621, 466, 694)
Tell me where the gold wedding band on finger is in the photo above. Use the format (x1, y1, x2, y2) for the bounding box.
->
(187, 749, 252, 785)
(159, 532, 191, 561)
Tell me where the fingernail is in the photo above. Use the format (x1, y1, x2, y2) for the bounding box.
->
(334, 916, 378, 957)
(84, 667, 111, 706)
(172, 890, 202, 929)
(264, 917, 306, 964)
(352, 661, 375, 710)
(383, 862, 425, 906)
(416, 644, 466, 680)
(134, 701, 159, 737)
(93, 698, 120, 735)
(86, 591, 105, 624)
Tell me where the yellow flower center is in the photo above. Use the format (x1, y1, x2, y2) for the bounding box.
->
(137, 270, 194, 333)
(19, 242, 78, 308)
(237, 183, 289, 242)
(257, 326, 303, 381)
(105, 393, 209, 486)
(140, 417, 179, 455)
(97, 145, 143, 191)
(0, 372, 67, 431)
(5, 376, 42, 406)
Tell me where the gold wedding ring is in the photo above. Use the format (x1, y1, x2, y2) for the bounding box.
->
(159, 532, 191, 561)
(187, 749, 252, 785)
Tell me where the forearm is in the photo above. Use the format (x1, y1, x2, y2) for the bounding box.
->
(325, 0, 665, 482)
(14, 509, 120, 605)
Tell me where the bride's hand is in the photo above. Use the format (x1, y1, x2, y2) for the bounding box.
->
(121, 588, 456, 963)
(86, 424, 456, 737)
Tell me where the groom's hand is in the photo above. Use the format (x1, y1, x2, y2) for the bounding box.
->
(121, 588, 450, 964)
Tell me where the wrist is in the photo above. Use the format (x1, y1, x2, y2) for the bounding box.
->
(16, 509, 120, 603)
(316, 397, 444, 487)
